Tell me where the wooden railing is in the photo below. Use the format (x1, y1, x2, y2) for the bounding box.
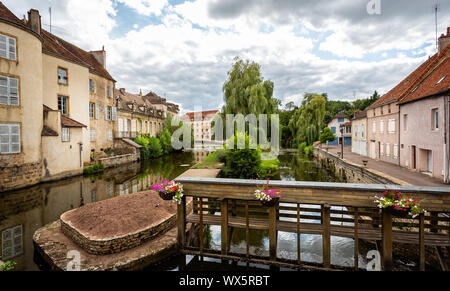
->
(175, 178, 450, 271)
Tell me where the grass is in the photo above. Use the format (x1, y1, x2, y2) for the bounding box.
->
(192, 149, 225, 169)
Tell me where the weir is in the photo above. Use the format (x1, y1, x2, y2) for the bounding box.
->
(175, 177, 450, 271)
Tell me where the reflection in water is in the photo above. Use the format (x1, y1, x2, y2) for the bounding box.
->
(0, 151, 195, 270)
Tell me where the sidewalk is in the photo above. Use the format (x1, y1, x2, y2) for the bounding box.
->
(325, 146, 448, 187)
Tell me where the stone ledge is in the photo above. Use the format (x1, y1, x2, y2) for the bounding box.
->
(59, 191, 192, 255)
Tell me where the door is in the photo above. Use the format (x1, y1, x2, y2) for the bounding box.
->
(371, 142, 376, 159)
(412, 146, 416, 169)
(361, 141, 367, 156)
(427, 151, 433, 173)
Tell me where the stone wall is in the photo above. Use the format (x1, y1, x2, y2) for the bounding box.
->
(0, 160, 43, 193)
(98, 152, 140, 169)
(314, 147, 405, 185)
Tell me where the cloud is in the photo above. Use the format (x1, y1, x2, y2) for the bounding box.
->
(117, 0, 168, 16)
(3, 0, 449, 113)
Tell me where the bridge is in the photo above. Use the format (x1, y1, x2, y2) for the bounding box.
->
(174, 177, 450, 271)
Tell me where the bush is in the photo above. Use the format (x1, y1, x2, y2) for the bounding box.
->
(304, 146, 314, 156)
(220, 148, 261, 179)
(298, 142, 307, 154)
(159, 129, 173, 155)
(319, 127, 336, 144)
(148, 137, 163, 158)
(83, 164, 105, 175)
(134, 136, 150, 148)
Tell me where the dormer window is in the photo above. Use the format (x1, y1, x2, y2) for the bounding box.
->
(0, 34, 16, 61)
(127, 103, 133, 110)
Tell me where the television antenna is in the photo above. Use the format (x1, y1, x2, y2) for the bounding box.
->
(433, 1, 441, 52)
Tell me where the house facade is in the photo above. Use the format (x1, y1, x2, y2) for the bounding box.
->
(183, 110, 220, 142)
(351, 110, 368, 157)
(326, 112, 352, 147)
(114, 88, 167, 139)
(0, 4, 116, 191)
(398, 31, 450, 182)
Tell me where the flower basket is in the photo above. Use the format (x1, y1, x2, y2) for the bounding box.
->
(153, 180, 184, 204)
(374, 190, 426, 218)
(385, 206, 411, 218)
(158, 191, 176, 201)
(261, 197, 279, 207)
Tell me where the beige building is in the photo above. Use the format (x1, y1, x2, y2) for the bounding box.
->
(183, 110, 220, 142)
(0, 4, 116, 191)
(351, 110, 368, 157)
(114, 88, 178, 139)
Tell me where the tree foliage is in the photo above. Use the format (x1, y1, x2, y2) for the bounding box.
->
(319, 127, 337, 144)
(289, 93, 327, 147)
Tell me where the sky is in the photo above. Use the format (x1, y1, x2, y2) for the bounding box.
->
(5, 0, 450, 113)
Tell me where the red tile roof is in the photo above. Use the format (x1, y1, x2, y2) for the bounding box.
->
(184, 110, 220, 121)
(399, 56, 450, 104)
(353, 110, 367, 120)
(42, 30, 115, 81)
(369, 53, 439, 109)
(0, 2, 27, 28)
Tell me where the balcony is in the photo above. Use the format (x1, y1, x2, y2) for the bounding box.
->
(116, 131, 139, 139)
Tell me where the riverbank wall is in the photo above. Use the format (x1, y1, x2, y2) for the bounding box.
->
(314, 147, 409, 185)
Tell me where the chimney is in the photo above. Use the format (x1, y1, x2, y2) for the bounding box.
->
(438, 27, 450, 55)
(89, 46, 107, 69)
(27, 9, 41, 35)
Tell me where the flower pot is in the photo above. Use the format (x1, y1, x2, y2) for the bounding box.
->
(159, 191, 176, 201)
(261, 198, 279, 207)
(385, 206, 410, 217)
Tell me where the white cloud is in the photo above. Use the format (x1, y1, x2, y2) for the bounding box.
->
(117, 0, 168, 16)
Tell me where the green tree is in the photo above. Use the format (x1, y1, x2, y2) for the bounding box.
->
(289, 93, 326, 147)
(319, 127, 336, 144)
(223, 58, 277, 116)
(159, 128, 173, 154)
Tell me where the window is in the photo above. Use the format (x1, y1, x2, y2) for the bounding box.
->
(58, 95, 69, 116)
(105, 106, 111, 120)
(89, 102, 96, 119)
(0, 75, 19, 106)
(432, 109, 439, 130)
(372, 122, 376, 134)
(386, 143, 391, 157)
(388, 119, 396, 133)
(108, 130, 113, 141)
(61, 127, 70, 142)
(380, 143, 384, 156)
(404, 114, 408, 131)
(0, 124, 20, 154)
(354, 126, 358, 138)
(380, 120, 384, 133)
(107, 86, 111, 98)
(58, 67, 68, 85)
(338, 118, 344, 122)
(436, 75, 447, 85)
(393, 144, 398, 159)
(331, 127, 336, 134)
(0, 34, 16, 60)
(361, 124, 365, 138)
(89, 79, 95, 93)
(90, 129, 96, 141)
(1, 225, 22, 260)
(111, 106, 117, 121)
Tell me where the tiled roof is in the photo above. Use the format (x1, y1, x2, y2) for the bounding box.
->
(143, 91, 180, 113)
(333, 111, 349, 120)
(368, 53, 439, 109)
(353, 110, 367, 120)
(0, 2, 27, 28)
(41, 125, 58, 137)
(42, 30, 115, 82)
(184, 110, 220, 121)
(400, 56, 450, 104)
(61, 115, 87, 128)
(114, 88, 164, 117)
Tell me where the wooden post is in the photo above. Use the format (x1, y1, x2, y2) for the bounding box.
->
(354, 207, 359, 270)
(297, 203, 301, 265)
(232, 200, 237, 217)
(322, 204, 331, 268)
(221, 199, 228, 255)
(177, 195, 186, 249)
(269, 202, 278, 262)
(419, 213, 425, 271)
(430, 211, 438, 233)
(199, 198, 204, 254)
(246, 201, 250, 259)
(382, 209, 393, 271)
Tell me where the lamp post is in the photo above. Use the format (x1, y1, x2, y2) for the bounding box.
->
(340, 124, 344, 159)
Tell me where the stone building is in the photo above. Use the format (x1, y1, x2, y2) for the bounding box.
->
(114, 88, 171, 139)
(183, 110, 220, 142)
(398, 31, 449, 182)
(0, 4, 116, 191)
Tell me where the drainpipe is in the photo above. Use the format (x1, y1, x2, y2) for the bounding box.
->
(398, 108, 401, 166)
(444, 96, 449, 183)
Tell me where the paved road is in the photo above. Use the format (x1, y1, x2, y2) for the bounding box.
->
(326, 146, 449, 187)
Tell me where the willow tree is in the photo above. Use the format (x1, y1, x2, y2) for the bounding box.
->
(289, 93, 326, 146)
(223, 58, 276, 116)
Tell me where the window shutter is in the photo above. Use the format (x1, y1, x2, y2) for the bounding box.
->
(95, 103, 99, 120)
(104, 106, 108, 120)
(8, 37, 16, 60)
(9, 77, 19, 106)
(10, 124, 20, 153)
(0, 35, 7, 59)
(112, 106, 117, 121)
